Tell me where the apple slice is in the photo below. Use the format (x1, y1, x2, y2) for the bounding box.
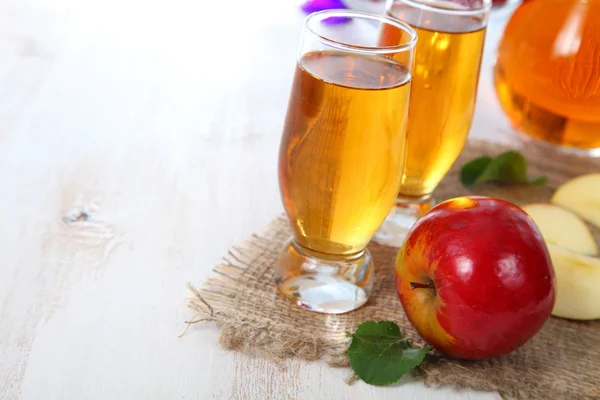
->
(548, 244, 600, 320)
(551, 173, 600, 229)
(522, 203, 598, 256)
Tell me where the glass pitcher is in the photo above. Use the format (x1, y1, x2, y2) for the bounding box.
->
(494, 0, 600, 156)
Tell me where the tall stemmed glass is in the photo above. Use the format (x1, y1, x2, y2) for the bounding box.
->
(275, 10, 417, 313)
(376, 0, 492, 246)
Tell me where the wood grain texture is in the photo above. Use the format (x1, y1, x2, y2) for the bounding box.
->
(0, 0, 522, 398)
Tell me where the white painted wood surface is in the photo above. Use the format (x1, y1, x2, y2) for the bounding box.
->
(0, 0, 522, 398)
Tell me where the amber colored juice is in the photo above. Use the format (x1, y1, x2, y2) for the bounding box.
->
(279, 51, 411, 255)
(494, 0, 600, 150)
(382, 3, 486, 197)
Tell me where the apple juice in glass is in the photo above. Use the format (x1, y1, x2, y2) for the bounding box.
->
(374, 0, 491, 245)
(275, 10, 417, 314)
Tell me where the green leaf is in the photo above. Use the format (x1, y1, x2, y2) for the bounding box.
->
(460, 156, 492, 186)
(460, 150, 546, 187)
(475, 151, 527, 184)
(346, 321, 432, 386)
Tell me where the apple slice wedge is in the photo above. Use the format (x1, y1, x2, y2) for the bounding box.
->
(551, 173, 600, 229)
(548, 244, 600, 320)
(522, 203, 598, 256)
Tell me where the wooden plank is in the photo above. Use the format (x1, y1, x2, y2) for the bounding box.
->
(0, 0, 513, 398)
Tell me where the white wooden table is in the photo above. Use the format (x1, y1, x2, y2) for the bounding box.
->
(0, 1, 521, 398)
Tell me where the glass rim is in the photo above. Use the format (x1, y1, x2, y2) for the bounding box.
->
(303, 10, 418, 55)
(393, 0, 492, 16)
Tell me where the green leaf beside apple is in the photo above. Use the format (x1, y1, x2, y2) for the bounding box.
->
(460, 151, 546, 187)
(347, 321, 431, 385)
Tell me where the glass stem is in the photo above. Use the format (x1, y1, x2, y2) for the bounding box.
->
(395, 193, 436, 219)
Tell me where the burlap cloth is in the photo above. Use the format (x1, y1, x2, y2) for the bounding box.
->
(185, 139, 600, 399)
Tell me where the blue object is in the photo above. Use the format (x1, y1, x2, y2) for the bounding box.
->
(301, 0, 348, 13)
(301, 0, 351, 24)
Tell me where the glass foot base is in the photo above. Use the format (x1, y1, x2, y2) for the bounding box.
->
(373, 196, 435, 248)
(274, 239, 374, 314)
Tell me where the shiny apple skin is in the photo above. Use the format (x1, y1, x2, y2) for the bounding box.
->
(395, 196, 556, 360)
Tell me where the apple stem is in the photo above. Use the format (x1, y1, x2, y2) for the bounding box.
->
(410, 281, 435, 290)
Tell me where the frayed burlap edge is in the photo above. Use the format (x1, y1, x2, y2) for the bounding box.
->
(181, 220, 349, 366)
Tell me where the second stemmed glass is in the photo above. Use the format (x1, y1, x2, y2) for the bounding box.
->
(375, 0, 492, 246)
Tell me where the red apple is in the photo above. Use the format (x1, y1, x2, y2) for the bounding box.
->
(395, 196, 555, 360)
